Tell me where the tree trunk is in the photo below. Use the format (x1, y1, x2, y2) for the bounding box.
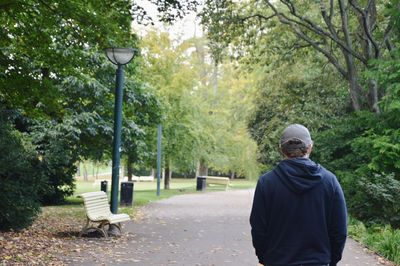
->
(351, 0, 380, 113)
(195, 161, 200, 177)
(127, 156, 133, 182)
(347, 69, 362, 112)
(83, 163, 88, 181)
(212, 61, 218, 95)
(230, 171, 235, 180)
(337, 0, 362, 111)
(199, 158, 208, 176)
(368, 79, 380, 113)
(76, 161, 81, 177)
(164, 158, 171, 190)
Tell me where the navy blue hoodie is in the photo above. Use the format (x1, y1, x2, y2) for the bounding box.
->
(250, 158, 347, 266)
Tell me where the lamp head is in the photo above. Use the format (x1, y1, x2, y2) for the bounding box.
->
(105, 48, 136, 65)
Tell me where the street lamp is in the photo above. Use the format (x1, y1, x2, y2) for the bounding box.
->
(105, 48, 136, 214)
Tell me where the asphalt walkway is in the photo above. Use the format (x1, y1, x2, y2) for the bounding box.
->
(69, 189, 392, 266)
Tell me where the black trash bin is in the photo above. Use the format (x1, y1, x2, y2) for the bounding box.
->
(196, 176, 206, 191)
(100, 180, 108, 193)
(120, 182, 134, 206)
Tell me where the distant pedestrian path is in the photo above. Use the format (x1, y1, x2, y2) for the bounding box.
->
(69, 189, 392, 266)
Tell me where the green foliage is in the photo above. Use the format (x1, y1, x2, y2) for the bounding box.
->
(0, 0, 197, 227)
(1, 1, 162, 203)
(247, 40, 348, 167)
(201, 0, 397, 112)
(140, 31, 260, 178)
(31, 121, 79, 205)
(348, 218, 400, 264)
(313, 110, 400, 228)
(0, 120, 45, 231)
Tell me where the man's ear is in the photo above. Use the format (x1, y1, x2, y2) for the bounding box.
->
(307, 143, 313, 155)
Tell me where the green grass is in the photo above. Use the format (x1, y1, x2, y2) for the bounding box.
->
(72, 178, 256, 197)
(78, 161, 110, 176)
(63, 178, 256, 217)
(348, 217, 400, 265)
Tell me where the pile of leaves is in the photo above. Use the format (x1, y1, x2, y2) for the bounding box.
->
(0, 206, 135, 265)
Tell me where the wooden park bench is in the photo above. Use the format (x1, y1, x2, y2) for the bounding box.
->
(79, 191, 130, 237)
(203, 176, 230, 190)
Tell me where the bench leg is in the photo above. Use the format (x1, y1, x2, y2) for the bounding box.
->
(79, 218, 90, 237)
(79, 218, 109, 237)
(111, 223, 122, 234)
(97, 221, 109, 237)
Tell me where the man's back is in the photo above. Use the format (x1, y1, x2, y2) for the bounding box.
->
(250, 124, 347, 266)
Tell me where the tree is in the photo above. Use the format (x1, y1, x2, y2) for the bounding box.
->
(0, 1, 186, 203)
(140, 30, 260, 182)
(201, 0, 398, 112)
(140, 30, 200, 188)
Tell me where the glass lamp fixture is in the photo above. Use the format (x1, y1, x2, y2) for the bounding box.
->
(105, 48, 136, 65)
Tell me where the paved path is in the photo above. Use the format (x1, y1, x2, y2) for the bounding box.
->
(69, 189, 392, 266)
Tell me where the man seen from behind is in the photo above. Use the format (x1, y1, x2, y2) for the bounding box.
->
(250, 124, 347, 266)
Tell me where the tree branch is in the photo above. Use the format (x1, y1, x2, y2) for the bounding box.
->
(320, 0, 339, 40)
(240, 13, 277, 23)
(382, 23, 394, 52)
(329, 0, 334, 21)
(348, 0, 380, 59)
(285, 22, 348, 79)
(265, 0, 368, 65)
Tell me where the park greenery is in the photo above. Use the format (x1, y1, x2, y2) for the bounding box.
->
(0, 0, 258, 231)
(202, 0, 400, 223)
(200, 0, 400, 262)
(0, 0, 399, 263)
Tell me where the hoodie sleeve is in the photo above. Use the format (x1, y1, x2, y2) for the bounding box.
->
(250, 178, 269, 264)
(328, 177, 347, 266)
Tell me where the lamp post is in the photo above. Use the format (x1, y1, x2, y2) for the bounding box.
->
(105, 48, 136, 214)
(156, 124, 162, 196)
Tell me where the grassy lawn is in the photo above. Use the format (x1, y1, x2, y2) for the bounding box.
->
(72, 178, 256, 197)
(67, 178, 256, 217)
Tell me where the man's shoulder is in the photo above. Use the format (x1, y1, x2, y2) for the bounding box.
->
(317, 164, 342, 190)
(258, 168, 280, 183)
(319, 164, 336, 178)
(318, 164, 338, 180)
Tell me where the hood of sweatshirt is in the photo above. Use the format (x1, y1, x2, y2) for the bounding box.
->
(274, 158, 324, 195)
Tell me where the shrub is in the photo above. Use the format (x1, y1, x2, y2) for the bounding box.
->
(31, 122, 78, 205)
(313, 111, 400, 228)
(347, 173, 400, 227)
(39, 139, 77, 205)
(0, 122, 45, 231)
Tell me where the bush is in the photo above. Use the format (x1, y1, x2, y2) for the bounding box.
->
(0, 122, 45, 231)
(39, 139, 77, 205)
(31, 122, 78, 205)
(347, 173, 400, 227)
(313, 111, 400, 228)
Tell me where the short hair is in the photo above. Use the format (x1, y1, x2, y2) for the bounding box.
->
(280, 139, 309, 158)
